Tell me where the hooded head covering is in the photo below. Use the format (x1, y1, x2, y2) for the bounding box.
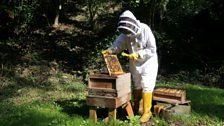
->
(117, 10, 140, 37)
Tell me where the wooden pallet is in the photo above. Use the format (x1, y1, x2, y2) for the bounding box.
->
(87, 92, 131, 108)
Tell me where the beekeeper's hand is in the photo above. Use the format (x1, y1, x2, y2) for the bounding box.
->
(102, 48, 112, 55)
(128, 53, 139, 60)
(121, 52, 139, 60)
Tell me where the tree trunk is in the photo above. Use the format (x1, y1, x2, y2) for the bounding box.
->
(87, 0, 94, 28)
(53, 4, 61, 27)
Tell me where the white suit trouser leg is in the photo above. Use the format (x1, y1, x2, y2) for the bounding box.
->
(132, 69, 158, 92)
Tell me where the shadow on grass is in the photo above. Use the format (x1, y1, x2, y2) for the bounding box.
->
(55, 98, 129, 121)
(186, 85, 224, 120)
(0, 75, 55, 102)
(55, 99, 89, 118)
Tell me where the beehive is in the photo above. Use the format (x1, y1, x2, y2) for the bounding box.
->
(86, 54, 134, 122)
(86, 54, 131, 108)
(86, 73, 131, 108)
(153, 87, 191, 105)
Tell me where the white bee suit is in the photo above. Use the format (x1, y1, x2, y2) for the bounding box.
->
(110, 11, 158, 93)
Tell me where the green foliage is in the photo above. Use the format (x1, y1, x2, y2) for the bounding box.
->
(86, 0, 120, 30)
(126, 115, 141, 126)
(152, 116, 167, 126)
(13, 0, 39, 35)
(165, 0, 212, 25)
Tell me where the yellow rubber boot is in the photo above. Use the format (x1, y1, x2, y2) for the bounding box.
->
(140, 92, 152, 123)
(133, 89, 142, 114)
(139, 98, 143, 114)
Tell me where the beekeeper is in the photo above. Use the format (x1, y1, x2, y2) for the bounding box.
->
(102, 10, 158, 123)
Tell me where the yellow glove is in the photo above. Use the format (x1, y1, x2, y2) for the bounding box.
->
(121, 52, 129, 57)
(102, 49, 110, 55)
(129, 53, 139, 60)
(121, 52, 139, 60)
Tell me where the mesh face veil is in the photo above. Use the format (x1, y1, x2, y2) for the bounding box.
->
(117, 10, 140, 36)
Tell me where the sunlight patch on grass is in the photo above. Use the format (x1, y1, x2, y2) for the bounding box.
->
(156, 81, 224, 125)
(0, 102, 87, 126)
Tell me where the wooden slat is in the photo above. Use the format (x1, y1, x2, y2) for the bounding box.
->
(89, 106, 97, 123)
(108, 108, 117, 122)
(153, 96, 191, 105)
(89, 73, 118, 79)
(153, 94, 182, 101)
(124, 101, 134, 117)
(86, 92, 131, 108)
(88, 87, 131, 97)
(154, 88, 186, 97)
(88, 88, 117, 97)
(88, 73, 131, 97)
(89, 78, 115, 89)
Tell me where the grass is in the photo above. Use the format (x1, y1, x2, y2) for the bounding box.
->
(1, 69, 224, 126)
(155, 81, 224, 126)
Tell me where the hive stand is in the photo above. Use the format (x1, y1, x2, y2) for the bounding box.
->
(86, 73, 134, 122)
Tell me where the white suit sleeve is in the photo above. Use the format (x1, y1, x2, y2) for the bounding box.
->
(110, 34, 127, 54)
(138, 28, 157, 59)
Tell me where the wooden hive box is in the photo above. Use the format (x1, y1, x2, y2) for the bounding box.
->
(87, 92, 131, 108)
(86, 73, 131, 108)
(86, 54, 132, 108)
(153, 87, 191, 105)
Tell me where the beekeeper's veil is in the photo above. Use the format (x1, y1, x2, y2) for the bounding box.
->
(117, 10, 141, 37)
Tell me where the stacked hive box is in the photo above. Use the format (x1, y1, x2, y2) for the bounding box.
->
(86, 54, 133, 122)
(87, 73, 131, 108)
